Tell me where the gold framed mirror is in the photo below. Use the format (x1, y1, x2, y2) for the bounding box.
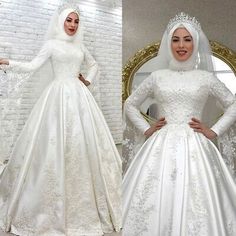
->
(122, 41, 236, 122)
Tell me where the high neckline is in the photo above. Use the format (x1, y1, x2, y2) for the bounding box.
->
(169, 58, 196, 71)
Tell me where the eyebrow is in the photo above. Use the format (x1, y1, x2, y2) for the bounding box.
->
(66, 17, 79, 21)
(172, 35, 192, 38)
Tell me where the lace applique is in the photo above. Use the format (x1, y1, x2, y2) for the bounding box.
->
(123, 73, 154, 172)
(124, 146, 161, 235)
(125, 172, 158, 235)
(123, 70, 236, 235)
(0, 40, 121, 234)
(124, 73, 154, 133)
(209, 74, 235, 109)
(187, 176, 209, 236)
(217, 124, 236, 178)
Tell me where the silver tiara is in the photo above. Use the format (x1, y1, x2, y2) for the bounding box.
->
(58, 2, 80, 16)
(167, 12, 201, 32)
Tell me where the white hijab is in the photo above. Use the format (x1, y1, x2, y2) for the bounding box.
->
(155, 19, 214, 73)
(46, 7, 84, 45)
(167, 23, 199, 71)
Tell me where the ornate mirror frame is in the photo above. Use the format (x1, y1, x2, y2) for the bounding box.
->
(122, 41, 236, 106)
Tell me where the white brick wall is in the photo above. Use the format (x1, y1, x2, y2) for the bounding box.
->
(0, 0, 122, 143)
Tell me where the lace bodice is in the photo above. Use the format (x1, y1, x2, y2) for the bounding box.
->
(51, 41, 84, 80)
(8, 39, 98, 83)
(1, 39, 99, 163)
(152, 70, 209, 124)
(125, 69, 236, 136)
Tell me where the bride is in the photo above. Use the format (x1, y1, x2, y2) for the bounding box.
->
(123, 12, 236, 235)
(0, 4, 121, 236)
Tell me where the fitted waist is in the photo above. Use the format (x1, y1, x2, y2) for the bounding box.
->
(164, 120, 194, 125)
(54, 73, 79, 81)
(159, 123, 196, 138)
(163, 122, 192, 132)
(50, 76, 82, 87)
(157, 114, 202, 125)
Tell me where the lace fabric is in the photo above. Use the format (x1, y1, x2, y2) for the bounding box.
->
(0, 4, 101, 167)
(122, 74, 154, 173)
(0, 40, 100, 165)
(0, 6, 121, 234)
(123, 12, 236, 235)
(123, 18, 236, 177)
(123, 69, 236, 175)
(123, 69, 236, 235)
(0, 38, 121, 235)
(218, 123, 236, 179)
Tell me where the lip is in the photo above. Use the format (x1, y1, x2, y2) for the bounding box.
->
(176, 50, 188, 56)
(68, 28, 75, 32)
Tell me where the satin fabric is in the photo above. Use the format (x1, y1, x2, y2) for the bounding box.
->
(123, 69, 236, 236)
(0, 40, 121, 235)
(123, 125, 236, 236)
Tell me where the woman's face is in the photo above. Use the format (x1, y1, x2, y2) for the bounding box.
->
(64, 12, 79, 36)
(171, 27, 194, 61)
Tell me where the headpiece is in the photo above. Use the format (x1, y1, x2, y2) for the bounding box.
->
(58, 2, 80, 16)
(167, 12, 201, 32)
(45, 2, 83, 42)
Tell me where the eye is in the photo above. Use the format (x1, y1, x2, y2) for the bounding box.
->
(66, 18, 72, 22)
(75, 20, 79, 24)
(172, 38, 179, 42)
(184, 37, 192, 42)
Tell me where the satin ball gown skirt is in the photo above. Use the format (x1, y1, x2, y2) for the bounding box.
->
(123, 124, 236, 236)
(0, 78, 121, 236)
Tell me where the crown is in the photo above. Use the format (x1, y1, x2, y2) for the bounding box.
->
(167, 12, 201, 32)
(58, 2, 80, 16)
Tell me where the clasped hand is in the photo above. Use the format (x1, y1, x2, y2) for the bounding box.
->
(144, 117, 217, 140)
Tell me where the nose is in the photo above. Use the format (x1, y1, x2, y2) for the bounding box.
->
(70, 21, 76, 28)
(179, 39, 184, 48)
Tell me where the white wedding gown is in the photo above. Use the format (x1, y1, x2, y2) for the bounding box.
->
(0, 40, 121, 235)
(123, 69, 236, 236)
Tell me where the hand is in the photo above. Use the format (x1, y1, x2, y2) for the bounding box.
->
(0, 58, 9, 65)
(0, 58, 9, 73)
(78, 73, 90, 86)
(189, 117, 217, 140)
(144, 117, 167, 137)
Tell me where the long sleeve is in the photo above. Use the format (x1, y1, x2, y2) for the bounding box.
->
(209, 75, 236, 136)
(124, 73, 155, 134)
(82, 45, 99, 83)
(8, 41, 52, 73)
